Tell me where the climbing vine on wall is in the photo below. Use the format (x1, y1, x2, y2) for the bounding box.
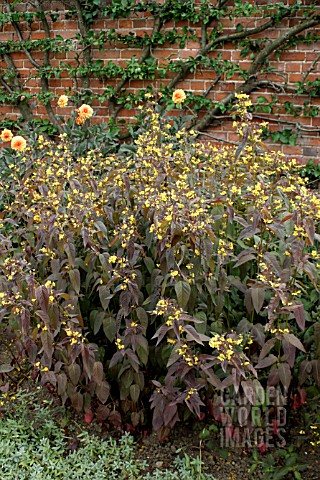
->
(0, 0, 319, 144)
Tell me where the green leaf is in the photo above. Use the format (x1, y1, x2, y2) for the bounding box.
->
(98, 285, 110, 310)
(41, 329, 53, 360)
(69, 269, 81, 294)
(273, 466, 291, 479)
(175, 280, 191, 309)
(194, 311, 207, 334)
(144, 257, 155, 274)
(120, 368, 134, 389)
(136, 307, 149, 332)
(136, 336, 149, 366)
(130, 384, 140, 403)
(0, 364, 14, 373)
(103, 316, 116, 342)
(92, 311, 104, 335)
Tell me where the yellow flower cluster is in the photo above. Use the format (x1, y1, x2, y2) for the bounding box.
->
(209, 333, 244, 362)
(177, 343, 199, 367)
(34, 361, 49, 372)
(115, 338, 125, 350)
(185, 387, 197, 401)
(234, 92, 252, 116)
(309, 425, 320, 447)
(64, 327, 84, 346)
(217, 239, 234, 258)
(152, 298, 184, 327)
(269, 327, 290, 335)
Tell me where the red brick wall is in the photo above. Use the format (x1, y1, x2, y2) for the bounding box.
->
(0, 0, 319, 163)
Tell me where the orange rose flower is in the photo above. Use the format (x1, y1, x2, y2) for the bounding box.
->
(77, 104, 93, 120)
(172, 89, 186, 104)
(0, 128, 13, 142)
(57, 95, 68, 108)
(11, 135, 27, 152)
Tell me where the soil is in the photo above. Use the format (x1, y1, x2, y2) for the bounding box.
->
(135, 425, 256, 479)
(133, 423, 320, 480)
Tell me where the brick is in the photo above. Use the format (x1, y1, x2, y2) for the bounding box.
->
(186, 40, 200, 50)
(303, 147, 319, 157)
(305, 52, 320, 61)
(95, 50, 120, 59)
(285, 62, 302, 72)
(118, 20, 133, 29)
(104, 20, 119, 29)
(288, 74, 303, 82)
(282, 145, 303, 155)
(31, 32, 47, 40)
(120, 49, 143, 59)
(153, 48, 176, 59)
(65, 21, 78, 30)
(281, 51, 305, 61)
(49, 79, 62, 87)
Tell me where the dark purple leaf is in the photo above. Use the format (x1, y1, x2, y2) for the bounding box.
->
(96, 380, 110, 404)
(278, 362, 292, 392)
(242, 380, 255, 404)
(282, 339, 296, 368)
(298, 360, 312, 386)
(68, 363, 81, 385)
(312, 359, 320, 387)
(41, 330, 53, 360)
(92, 361, 104, 385)
(255, 354, 278, 369)
(259, 338, 277, 361)
(283, 333, 305, 352)
(251, 287, 265, 314)
(36, 286, 49, 312)
(303, 217, 315, 245)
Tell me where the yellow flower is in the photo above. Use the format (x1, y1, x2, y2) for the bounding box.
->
(1, 128, 13, 142)
(11, 135, 27, 152)
(172, 89, 186, 104)
(57, 95, 68, 108)
(76, 104, 94, 120)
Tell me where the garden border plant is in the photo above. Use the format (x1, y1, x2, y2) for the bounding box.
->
(0, 92, 319, 447)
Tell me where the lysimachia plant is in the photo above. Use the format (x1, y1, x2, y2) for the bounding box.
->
(0, 93, 319, 441)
